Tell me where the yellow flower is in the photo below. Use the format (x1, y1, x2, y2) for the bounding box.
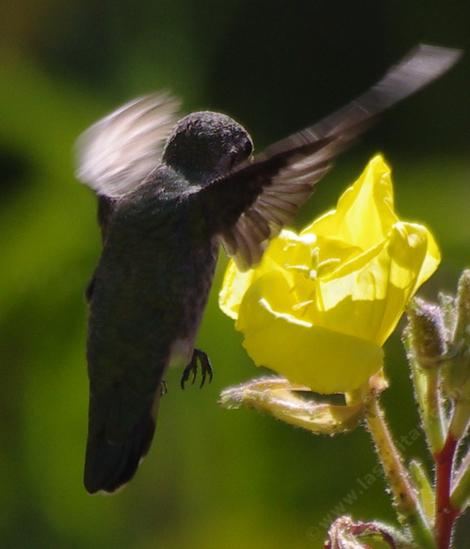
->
(219, 155, 440, 393)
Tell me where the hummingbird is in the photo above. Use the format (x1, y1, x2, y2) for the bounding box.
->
(76, 45, 459, 494)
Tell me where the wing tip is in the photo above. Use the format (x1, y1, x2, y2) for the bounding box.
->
(74, 90, 181, 198)
(413, 44, 463, 71)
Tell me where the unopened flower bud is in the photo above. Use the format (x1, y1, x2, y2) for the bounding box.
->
(442, 271, 470, 404)
(407, 297, 446, 367)
(325, 516, 408, 548)
(453, 269, 470, 345)
(438, 292, 456, 343)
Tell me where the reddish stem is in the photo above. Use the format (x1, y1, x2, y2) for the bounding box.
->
(435, 434, 460, 549)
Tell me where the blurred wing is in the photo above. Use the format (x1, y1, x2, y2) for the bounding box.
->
(75, 92, 181, 198)
(204, 44, 460, 270)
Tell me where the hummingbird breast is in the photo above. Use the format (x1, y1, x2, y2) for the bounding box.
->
(83, 183, 220, 493)
(87, 184, 219, 397)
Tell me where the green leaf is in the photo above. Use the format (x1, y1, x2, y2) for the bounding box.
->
(409, 459, 435, 526)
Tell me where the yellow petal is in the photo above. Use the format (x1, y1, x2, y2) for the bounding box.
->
(237, 272, 383, 393)
(219, 229, 315, 319)
(412, 223, 441, 288)
(219, 260, 255, 319)
(307, 221, 439, 346)
(376, 222, 440, 344)
(302, 155, 397, 251)
(219, 155, 441, 395)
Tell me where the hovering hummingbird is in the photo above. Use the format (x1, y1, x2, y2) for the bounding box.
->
(76, 45, 459, 494)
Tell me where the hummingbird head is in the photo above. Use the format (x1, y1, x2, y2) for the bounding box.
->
(162, 111, 253, 184)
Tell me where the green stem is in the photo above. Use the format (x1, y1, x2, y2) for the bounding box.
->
(419, 367, 445, 453)
(449, 400, 470, 440)
(365, 395, 435, 548)
(405, 331, 445, 453)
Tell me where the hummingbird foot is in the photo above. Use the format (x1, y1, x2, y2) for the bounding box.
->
(160, 380, 168, 396)
(180, 349, 213, 389)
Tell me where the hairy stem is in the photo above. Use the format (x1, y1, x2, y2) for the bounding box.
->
(365, 395, 435, 548)
(404, 330, 445, 454)
(434, 433, 459, 549)
(435, 401, 470, 547)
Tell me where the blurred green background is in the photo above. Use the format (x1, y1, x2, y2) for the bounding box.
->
(1, 1, 469, 547)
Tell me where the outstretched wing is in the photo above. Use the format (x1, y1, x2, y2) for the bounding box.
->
(75, 92, 181, 199)
(199, 44, 460, 270)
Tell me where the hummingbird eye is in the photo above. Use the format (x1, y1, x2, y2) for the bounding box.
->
(227, 137, 252, 169)
(243, 138, 253, 157)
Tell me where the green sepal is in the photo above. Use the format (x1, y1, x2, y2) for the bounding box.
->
(219, 377, 364, 434)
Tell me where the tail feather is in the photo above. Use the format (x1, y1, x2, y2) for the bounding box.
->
(84, 412, 156, 494)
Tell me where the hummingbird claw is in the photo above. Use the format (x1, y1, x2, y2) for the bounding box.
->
(200, 367, 206, 388)
(198, 350, 213, 388)
(180, 349, 213, 390)
(160, 380, 168, 396)
(181, 352, 196, 389)
(180, 368, 190, 390)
